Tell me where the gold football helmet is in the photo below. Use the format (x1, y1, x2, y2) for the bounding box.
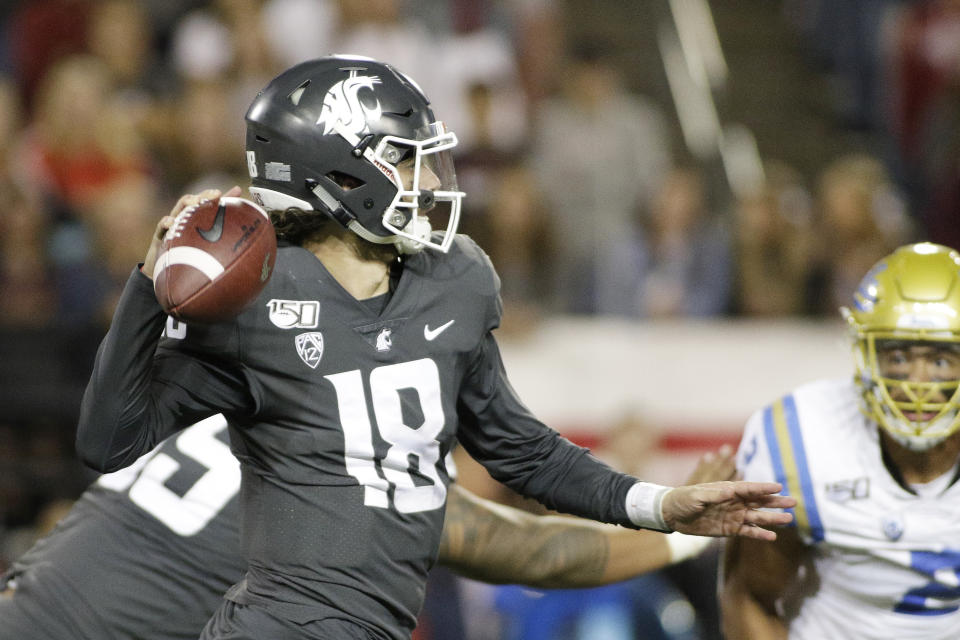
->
(842, 242, 960, 450)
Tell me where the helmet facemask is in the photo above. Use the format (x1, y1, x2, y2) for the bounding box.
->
(853, 332, 960, 451)
(350, 121, 463, 254)
(842, 242, 960, 452)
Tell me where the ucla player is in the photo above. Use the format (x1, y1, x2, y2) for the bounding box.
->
(0, 415, 734, 640)
(76, 55, 792, 640)
(722, 243, 960, 639)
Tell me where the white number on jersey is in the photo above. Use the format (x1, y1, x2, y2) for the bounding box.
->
(96, 415, 240, 536)
(326, 358, 447, 513)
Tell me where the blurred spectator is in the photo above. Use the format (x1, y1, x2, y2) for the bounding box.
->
(808, 153, 913, 315)
(459, 159, 556, 327)
(785, 0, 905, 130)
(6, 0, 92, 107)
(885, 0, 960, 171)
(155, 78, 250, 194)
(169, 0, 279, 102)
(333, 0, 530, 154)
(882, 0, 960, 249)
(529, 41, 673, 314)
(915, 74, 960, 249)
(509, 0, 566, 110)
(333, 0, 439, 98)
(86, 0, 163, 95)
(435, 23, 529, 159)
(733, 160, 818, 316)
(85, 0, 177, 157)
(16, 54, 153, 326)
(260, 0, 338, 68)
(0, 180, 54, 328)
(596, 167, 733, 318)
(19, 54, 151, 211)
(81, 175, 163, 325)
(0, 74, 24, 178)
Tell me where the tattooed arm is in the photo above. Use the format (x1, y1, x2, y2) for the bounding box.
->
(437, 447, 737, 588)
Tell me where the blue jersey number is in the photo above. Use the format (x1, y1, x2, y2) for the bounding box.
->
(895, 550, 960, 616)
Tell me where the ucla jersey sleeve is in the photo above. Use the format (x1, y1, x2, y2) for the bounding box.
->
(76, 268, 257, 473)
(737, 394, 825, 543)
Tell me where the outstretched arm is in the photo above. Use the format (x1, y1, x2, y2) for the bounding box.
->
(458, 332, 794, 538)
(438, 448, 737, 588)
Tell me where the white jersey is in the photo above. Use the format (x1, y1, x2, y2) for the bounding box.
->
(737, 378, 960, 640)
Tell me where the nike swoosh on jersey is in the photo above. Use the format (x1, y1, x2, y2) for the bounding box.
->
(197, 203, 227, 243)
(424, 319, 455, 341)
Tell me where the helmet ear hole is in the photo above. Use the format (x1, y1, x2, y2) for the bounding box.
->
(327, 171, 365, 191)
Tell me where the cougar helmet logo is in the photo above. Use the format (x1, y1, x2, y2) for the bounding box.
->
(316, 73, 383, 136)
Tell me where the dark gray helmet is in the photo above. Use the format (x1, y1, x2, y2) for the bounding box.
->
(245, 54, 463, 253)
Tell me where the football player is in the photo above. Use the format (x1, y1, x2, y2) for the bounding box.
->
(721, 242, 960, 639)
(76, 55, 793, 640)
(1, 415, 733, 639)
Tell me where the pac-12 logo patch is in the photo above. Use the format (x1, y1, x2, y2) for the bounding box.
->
(295, 332, 324, 368)
(268, 299, 319, 328)
(316, 72, 382, 136)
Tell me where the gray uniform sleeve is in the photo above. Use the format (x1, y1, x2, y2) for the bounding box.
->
(76, 268, 255, 473)
(455, 332, 638, 528)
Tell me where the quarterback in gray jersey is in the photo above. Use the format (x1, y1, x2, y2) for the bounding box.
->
(75, 55, 792, 640)
(1, 415, 736, 640)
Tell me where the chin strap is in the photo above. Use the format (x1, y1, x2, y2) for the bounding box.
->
(346, 217, 432, 255)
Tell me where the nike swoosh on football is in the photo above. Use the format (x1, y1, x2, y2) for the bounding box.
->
(424, 319, 455, 341)
(197, 203, 227, 243)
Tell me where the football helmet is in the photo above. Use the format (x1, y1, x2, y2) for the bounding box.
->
(244, 54, 464, 254)
(842, 242, 960, 451)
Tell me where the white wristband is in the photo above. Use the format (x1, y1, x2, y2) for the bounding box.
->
(625, 482, 672, 532)
(666, 532, 713, 563)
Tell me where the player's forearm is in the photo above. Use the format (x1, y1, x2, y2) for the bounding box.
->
(441, 512, 615, 588)
(76, 268, 168, 472)
(439, 487, 702, 588)
(568, 524, 672, 587)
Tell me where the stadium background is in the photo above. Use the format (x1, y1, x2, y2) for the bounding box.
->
(0, 1, 953, 638)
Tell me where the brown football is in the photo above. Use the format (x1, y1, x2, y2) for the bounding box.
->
(153, 196, 276, 324)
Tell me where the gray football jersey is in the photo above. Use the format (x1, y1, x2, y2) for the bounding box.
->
(2, 416, 243, 640)
(78, 234, 637, 640)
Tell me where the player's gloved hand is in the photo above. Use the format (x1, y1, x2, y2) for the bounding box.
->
(141, 186, 243, 280)
(662, 481, 796, 541)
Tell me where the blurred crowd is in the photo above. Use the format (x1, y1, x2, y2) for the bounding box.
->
(0, 0, 956, 638)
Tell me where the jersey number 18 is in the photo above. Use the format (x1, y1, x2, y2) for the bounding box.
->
(326, 358, 448, 514)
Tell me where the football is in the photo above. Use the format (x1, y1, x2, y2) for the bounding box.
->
(153, 196, 276, 324)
